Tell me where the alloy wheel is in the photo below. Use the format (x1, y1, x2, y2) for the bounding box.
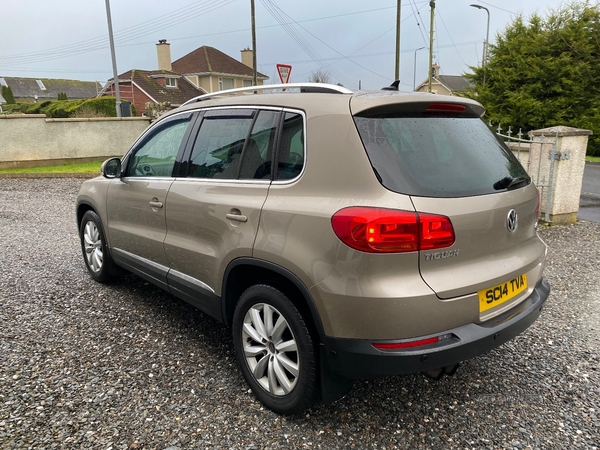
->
(242, 303, 299, 396)
(83, 220, 103, 273)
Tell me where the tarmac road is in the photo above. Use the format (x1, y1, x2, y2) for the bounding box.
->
(578, 162, 600, 223)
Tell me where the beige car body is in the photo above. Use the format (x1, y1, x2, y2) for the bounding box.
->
(77, 85, 550, 408)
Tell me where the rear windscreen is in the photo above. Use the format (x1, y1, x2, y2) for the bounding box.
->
(354, 115, 529, 197)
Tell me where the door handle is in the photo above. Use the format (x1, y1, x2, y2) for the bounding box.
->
(226, 213, 248, 223)
(149, 200, 163, 208)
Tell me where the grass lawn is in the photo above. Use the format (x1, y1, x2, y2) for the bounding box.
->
(0, 161, 102, 174)
(587, 156, 600, 163)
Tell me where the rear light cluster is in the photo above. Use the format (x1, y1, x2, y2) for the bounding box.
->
(331, 207, 455, 253)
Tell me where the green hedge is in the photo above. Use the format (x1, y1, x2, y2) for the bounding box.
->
(3, 97, 135, 117)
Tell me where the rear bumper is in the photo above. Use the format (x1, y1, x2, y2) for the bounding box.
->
(321, 277, 550, 379)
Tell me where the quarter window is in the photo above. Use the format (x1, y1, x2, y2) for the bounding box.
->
(126, 116, 192, 177)
(276, 112, 304, 180)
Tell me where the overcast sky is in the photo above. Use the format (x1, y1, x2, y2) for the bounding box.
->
(1, 0, 576, 91)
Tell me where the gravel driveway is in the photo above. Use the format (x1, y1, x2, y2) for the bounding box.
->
(1, 178, 598, 450)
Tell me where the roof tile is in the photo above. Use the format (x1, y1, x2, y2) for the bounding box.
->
(172, 46, 267, 79)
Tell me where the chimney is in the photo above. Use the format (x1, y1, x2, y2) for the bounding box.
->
(241, 47, 253, 69)
(157, 39, 172, 71)
(432, 64, 440, 78)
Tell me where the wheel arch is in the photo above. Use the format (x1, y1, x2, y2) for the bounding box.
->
(221, 258, 325, 339)
(76, 200, 96, 229)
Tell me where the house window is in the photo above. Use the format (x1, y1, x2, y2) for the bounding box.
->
(165, 77, 177, 88)
(219, 77, 234, 91)
(243, 79, 253, 88)
(35, 79, 47, 91)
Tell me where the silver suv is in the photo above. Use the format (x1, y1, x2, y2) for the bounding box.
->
(76, 83, 550, 415)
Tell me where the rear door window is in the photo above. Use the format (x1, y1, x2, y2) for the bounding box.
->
(187, 109, 279, 180)
(354, 115, 529, 197)
(188, 109, 255, 179)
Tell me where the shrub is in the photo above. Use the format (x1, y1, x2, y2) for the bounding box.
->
(42, 99, 83, 118)
(69, 106, 109, 118)
(57, 92, 68, 100)
(80, 97, 120, 117)
(1, 86, 16, 104)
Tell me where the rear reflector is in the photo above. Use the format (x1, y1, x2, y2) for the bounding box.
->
(426, 103, 466, 113)
(331, 207, 454, 253)
(373, 336, 439, 350)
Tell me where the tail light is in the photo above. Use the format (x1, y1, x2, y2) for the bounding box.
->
(331, 207, 454, 253)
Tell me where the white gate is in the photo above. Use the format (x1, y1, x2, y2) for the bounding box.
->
(494, 125, 561, 223)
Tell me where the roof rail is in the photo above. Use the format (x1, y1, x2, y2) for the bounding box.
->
(181, 82, 353, 106)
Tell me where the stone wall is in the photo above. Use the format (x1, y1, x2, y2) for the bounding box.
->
(0, 115, 150, 169)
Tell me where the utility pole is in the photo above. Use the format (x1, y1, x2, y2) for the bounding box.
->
(251, 0, 257, 86)
(394, 0, 401, 81)
(470, 4, 490, 88)
(427, 0, 435, 93)
(105, 0, 121, 117)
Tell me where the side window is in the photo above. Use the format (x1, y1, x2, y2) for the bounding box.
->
(126, 116, 191, 177)
(188, 109, 255, 179)
(239, 110, 279, 180)
(276, 112, 304, 180)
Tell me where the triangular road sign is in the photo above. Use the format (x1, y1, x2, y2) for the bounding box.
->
(276, 64, 292, 84)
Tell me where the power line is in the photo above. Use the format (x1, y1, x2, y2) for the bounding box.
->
(259, 0, 355, 85)
(0, 3, 410, 67)
(263, 0, 390, 82)
(437, 10, 467, 68)
(0, 0, 236, 65)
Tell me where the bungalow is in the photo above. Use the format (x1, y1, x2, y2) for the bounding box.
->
(414, 65, 473, 95)
(0, 76, 102, 102)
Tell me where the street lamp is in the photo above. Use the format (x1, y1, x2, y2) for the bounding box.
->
(413, 46, 426, 90)
(470, 4, 490, 88)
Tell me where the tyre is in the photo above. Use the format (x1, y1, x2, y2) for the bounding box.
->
(232, 285, 320, 415)
(79, 210, 119, 283)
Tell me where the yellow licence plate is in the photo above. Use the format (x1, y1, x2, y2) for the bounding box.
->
(478, 274, 528, 312)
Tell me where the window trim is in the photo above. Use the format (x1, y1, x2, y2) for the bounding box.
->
(173, 105, 307, 184)
(271, 108, 307, 185)
(218, 77, 235, 91)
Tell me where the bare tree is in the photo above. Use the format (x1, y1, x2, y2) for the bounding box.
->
(307, 69, 332, 84)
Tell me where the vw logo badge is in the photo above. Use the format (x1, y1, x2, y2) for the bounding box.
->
(507, 209, 518, 233)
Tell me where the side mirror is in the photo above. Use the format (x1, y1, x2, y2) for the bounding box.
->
(101, 157, 122, 179)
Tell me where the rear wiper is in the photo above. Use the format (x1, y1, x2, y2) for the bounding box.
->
(493, 176, 530, 190)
